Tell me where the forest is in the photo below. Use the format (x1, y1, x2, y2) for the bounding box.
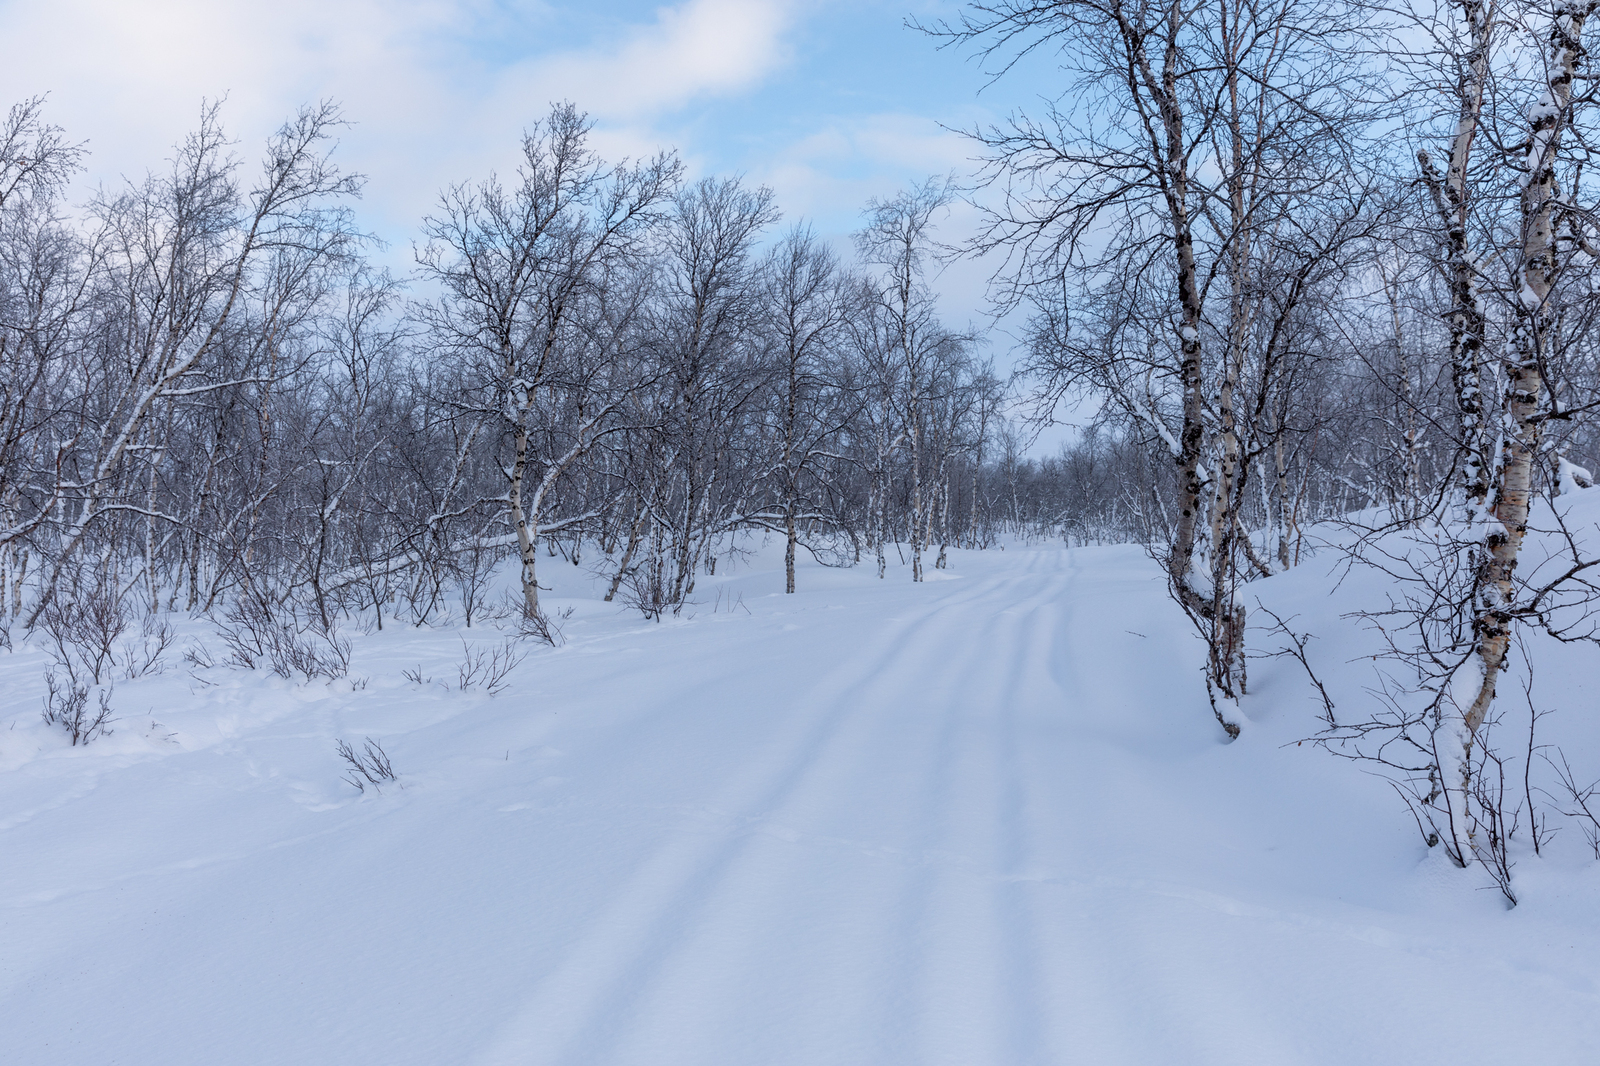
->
(7, 0, 1600, 905)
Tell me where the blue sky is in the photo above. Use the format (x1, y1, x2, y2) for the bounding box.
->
(0, 0, 1070, 432)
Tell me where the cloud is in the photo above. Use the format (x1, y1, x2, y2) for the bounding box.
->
(0, 0, 1004, 331)
(740, 108, 1025, 360)
(497, 0, 795, 121)
(749, 111, 978, 231)
(0, 0, 798, 253)
(0, 0, 469, 192)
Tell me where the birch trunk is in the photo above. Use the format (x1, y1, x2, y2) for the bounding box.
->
(1121, 6, 1211, 634)
(1455, 0, 1596, 859)
(1417, 0, 1494, 521)
(909, 416, 924, 583)
(1123, 2, 1238, 731)
(1271, 393, 1293, 570)
(509, 384, 542, 619)
(605, 507, 648, 603)
(1378, 258, 1422, 524)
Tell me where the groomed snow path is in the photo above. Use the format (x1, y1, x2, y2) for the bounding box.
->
(4, 544, 1599, 1064)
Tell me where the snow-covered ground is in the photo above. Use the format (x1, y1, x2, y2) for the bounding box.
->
(4, 536, 1599, 1064)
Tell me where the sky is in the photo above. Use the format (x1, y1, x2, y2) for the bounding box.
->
(0, 0, 1074, 444)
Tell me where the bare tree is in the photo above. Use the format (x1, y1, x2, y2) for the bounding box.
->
(646, 176, 779, 608)
(928, 0, 1371, 731)
(26, 101, 362, 626)
(417, 103, 679, 625)
(757, 225, 853, 593)
(855, 178, 956, 583)
(1449, 0, 1600, 856)
(0, 98, 88, 618)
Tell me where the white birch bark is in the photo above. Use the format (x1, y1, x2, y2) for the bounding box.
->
(1416, 0, 1495, 522)
(1452, 0, 1597, 862)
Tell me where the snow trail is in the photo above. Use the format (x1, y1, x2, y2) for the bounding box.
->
(3, 544, 1598, 1064)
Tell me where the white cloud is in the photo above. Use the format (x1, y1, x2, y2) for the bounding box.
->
(0, 0, 795, 243)
(0, 0, 1012, 342)
(741, 109, 1026, 367)
(497, 0, 795, 121)
(0, 0, 474, 220)
(755, 112, 977, 223)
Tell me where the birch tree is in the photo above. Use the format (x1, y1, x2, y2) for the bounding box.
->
(0, 99, 86, 615)
(418, 103, 679, 624)
(26, 101, 360, 626)
(1412, 0, 1498, 521)
(1448, 0, 1600, 859)
(758, 226, 852, 593)
(855, 178, 954, 583)
(931, 0, 1370, 731)
(652, 177, 779, 605)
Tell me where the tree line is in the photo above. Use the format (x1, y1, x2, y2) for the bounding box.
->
(0, 98, 1030, 647)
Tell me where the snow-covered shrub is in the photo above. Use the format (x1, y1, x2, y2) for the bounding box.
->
(518, 604, 569, 647)
(337, 737, 397, 793)
(121, 612, 175, 679)
(41, 672, 113, 746)
(37, 580, 127, 686)
(455, 636, 526, 695)
(453, 540, 506, 628)
(217, 592, 351, 681)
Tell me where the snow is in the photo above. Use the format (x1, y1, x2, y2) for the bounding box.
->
(1558, 455, 1594, 495)
(4, 538, 1600, 1064)
(1520, 278, 1544, 309)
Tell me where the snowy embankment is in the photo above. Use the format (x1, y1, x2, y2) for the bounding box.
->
(3, 538, 1599, 1064)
